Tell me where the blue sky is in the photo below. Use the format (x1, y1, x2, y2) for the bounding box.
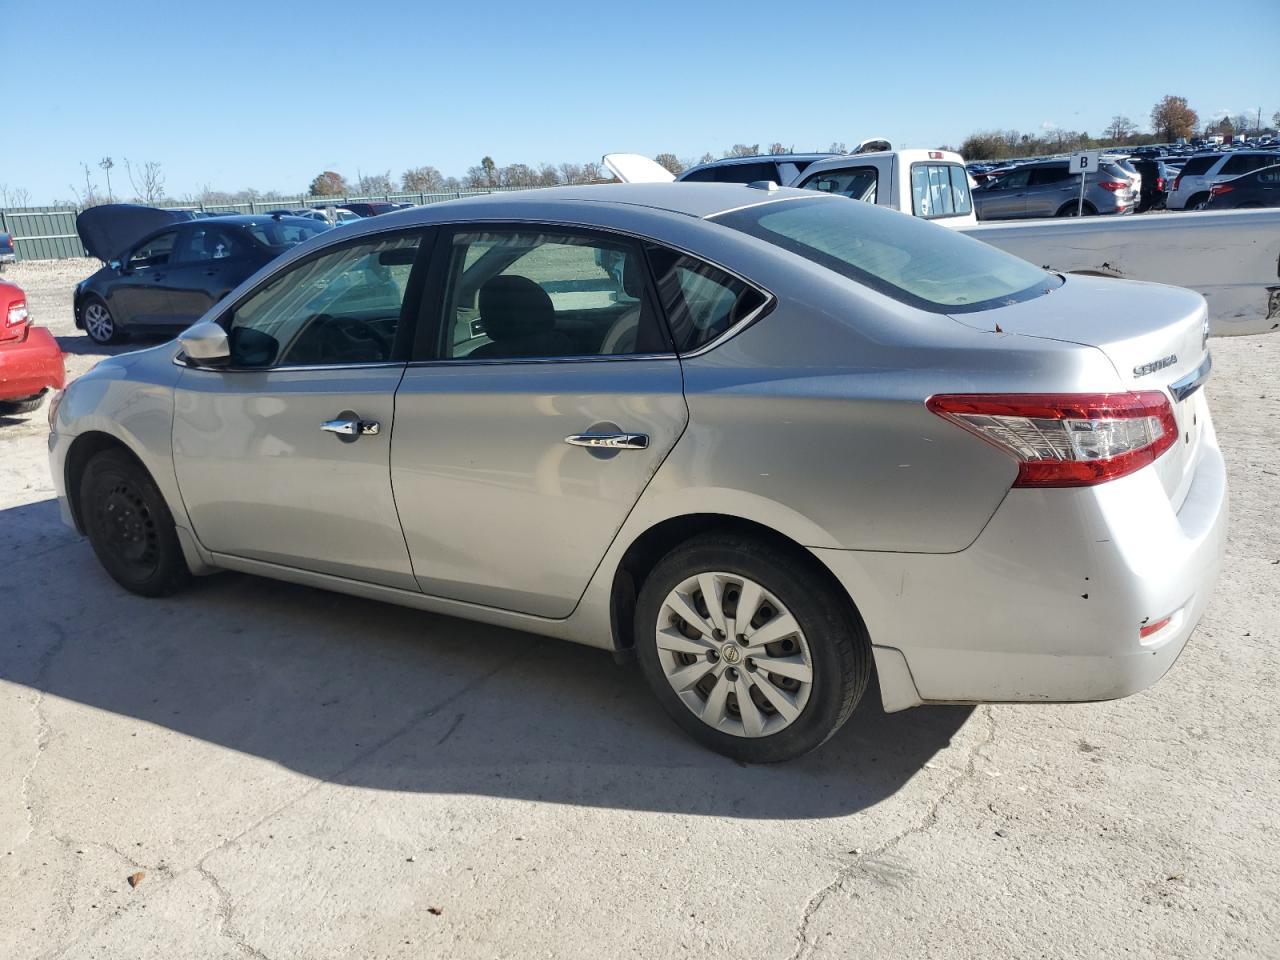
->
(5, 0, 1279, 203)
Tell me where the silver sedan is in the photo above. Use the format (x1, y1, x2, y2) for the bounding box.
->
(49, 184, 1226, 762)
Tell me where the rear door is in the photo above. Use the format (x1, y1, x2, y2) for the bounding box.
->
(391, 225, 687, 618)
(1026, 164, 1076, 216)
(167, 224, 256, 324)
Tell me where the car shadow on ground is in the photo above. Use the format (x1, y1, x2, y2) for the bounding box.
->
(2, 497, 973, 820)
(54, 333, 166, 357)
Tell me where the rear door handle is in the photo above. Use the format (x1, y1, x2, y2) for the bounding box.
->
(564, 432, 648, 450)
(322, 418, 380, 437)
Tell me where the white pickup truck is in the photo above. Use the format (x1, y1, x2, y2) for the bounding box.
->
(605, 148, 1280, 337)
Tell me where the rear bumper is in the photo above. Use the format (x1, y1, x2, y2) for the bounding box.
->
(816, 418, 1227, 709)
(0, 325, 65, 400)
(0, 253, 15, 264)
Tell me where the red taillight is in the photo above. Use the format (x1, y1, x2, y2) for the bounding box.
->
(1156, 177, 1165, 190)
(1172, 174, 1183, 191)
(1097, 180, 1128, 192)
(927, 392, 1178, 487)
(1210, 183, 1233, 196)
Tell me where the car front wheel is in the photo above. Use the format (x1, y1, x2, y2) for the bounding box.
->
(80, 449, 190, 597)
(635, 533, 871, 762)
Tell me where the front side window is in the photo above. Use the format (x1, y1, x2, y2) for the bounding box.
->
(714, 195, 1059, 313)
(248, 220, 330, 248)
(800, 166, 878, 203)
(910, 163, 972, 218)
(226, 233, 422, 367)
(129, 231, 177, 270)
(437, 229, 668, 360)
(990, 167, 1030, 191)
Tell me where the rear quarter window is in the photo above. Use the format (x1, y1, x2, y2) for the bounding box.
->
(1179, 156, 1218, 176)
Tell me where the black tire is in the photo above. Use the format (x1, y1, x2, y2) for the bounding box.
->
(634, 533, 871, 763)
(1186, 193, 1210, 211)
(0, 391, 46, 415)
(81, 295, 122, 345)
(80, 449, 190, 597)
(1056, 202, 1096, 217)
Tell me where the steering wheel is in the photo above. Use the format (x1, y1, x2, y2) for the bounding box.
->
(308, 313, 394, 363)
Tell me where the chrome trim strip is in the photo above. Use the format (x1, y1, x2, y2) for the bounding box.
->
(174, 353, 405, 373)
(1170, 353, 1212, 402)
(405, 353, 677, 368)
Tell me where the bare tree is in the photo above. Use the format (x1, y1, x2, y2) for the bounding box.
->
(580, 161, 604, 183)
(767, 142, 791, 155)
(98, 156, 115, 201)
(125, 159, 166, 204)
(826, 141, 848, 154)
(725, 144, 761, 158)
(356, 170, 395, 196)
(70, 163, 107, 207)
(536, 164, 560, 187)
(558, 161, 585, 184)
(0, 184, 31, 208)
(402, 166, 445, 192)
(655, 153, 684, 176)
(1103, 116, 1137, 143)
(1231, 113, 1252, 137)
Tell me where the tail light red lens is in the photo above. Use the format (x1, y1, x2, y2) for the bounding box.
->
(927, 392, 1178, 487)
(1172, 174, 1183, 191)
(1156, 177, 1165, 190)
(1097, 180, 1129, 192)
(1210, 183, 1233, 196)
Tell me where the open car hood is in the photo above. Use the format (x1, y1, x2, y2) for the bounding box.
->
(602, 153, 676, 184)
(76, 204, 193, 262)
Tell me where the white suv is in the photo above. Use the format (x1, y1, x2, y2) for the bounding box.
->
(1168, 151, 1280, 210)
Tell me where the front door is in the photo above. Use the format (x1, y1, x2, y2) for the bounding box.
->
(977, 168, 1030, 220)
(391, 226, 688, 618)
(172, 230, 429, 588)
(110, 229, 180, 325)
(166, 223, 252, 324)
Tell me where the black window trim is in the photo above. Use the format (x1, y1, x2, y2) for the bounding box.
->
(404, 219, 776, 366)
(176, 224, 436, 373)
(909, 161, 973, 221)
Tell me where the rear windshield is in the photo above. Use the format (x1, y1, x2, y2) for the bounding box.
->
(248, 220, 329, 248)
(712, 196, 1060, 313)
(1179, 155, 1218, 176)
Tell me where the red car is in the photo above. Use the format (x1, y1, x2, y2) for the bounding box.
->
(0, 279, 65, 415)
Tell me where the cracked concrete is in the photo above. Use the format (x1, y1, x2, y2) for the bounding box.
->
(1, 260, 1278, 958)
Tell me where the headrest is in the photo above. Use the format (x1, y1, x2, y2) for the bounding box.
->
(478, 275, 555, 341)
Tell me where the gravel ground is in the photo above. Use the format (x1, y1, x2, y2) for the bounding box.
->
(1, 259, 1278, 959)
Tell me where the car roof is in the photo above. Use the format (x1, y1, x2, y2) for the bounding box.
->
(185, 214, 319, 227)
(364, 183, 823, 225)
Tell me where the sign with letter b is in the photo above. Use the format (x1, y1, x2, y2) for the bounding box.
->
(1072, 152, 1100, 173)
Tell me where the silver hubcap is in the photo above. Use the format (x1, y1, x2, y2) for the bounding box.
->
(84, 303, 113, 341)
(656, 571, 813, 739)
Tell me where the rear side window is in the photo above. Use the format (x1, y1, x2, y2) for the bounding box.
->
(1179, 156, 1218, 176)
(800, 166, 878, 203)
(645, 245, 768, 353)
(910, 163, 972, 219)
(1257, 165, 1280, 184)
(1029, 165, 1072, 186)
(683, 162, 780, 185)
(714, 195, 1059, 314)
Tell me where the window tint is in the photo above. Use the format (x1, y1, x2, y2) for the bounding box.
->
(438, 230, 668, 360)
(1179, 156, 1218, 176)
(801, 166, 878, 203)
(129, 231, 177, 269)
(226, 234, 422, 368)
(1029, 165, 1072, 186)
(175, 225, 247, 263)
(247, 220, 329, 248)
(910, 163, 972, 218)
(714, 196, 1059, 313)
(646, 246, 768, 353)
(992, 168, 1030, 190)
(1222, 153, 1274, 175)
(684, 162, 780, 185)
(1257, 165, 1280, 184)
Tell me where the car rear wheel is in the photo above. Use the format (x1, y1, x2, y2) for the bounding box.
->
(0, 391, 47, 415)
(1056, 202, 1096, 217)
(80, 449, 190, 597)
(82, 297, 121, 345)
(634, 533, 870, 762)
(1187, 193, 1210, 211)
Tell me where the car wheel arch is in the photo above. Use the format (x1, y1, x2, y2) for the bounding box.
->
(64, 431, 148, 534)
(608, 512, 870, 647)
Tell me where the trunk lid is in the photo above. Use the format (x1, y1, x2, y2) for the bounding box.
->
(602, 153, 676, 184)
(76, 204, 193, 262)
(951, 274, 1211, 506)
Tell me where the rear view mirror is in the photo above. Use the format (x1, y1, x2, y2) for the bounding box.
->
(179, 320, 230, 365)
(109, 259, 123, 272)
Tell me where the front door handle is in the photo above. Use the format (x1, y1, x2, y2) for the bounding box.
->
(564, 432, 648, 450)
(322, 418, 380, 437)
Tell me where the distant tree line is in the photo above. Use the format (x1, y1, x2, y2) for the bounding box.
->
(958, 96, 1280, 161)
